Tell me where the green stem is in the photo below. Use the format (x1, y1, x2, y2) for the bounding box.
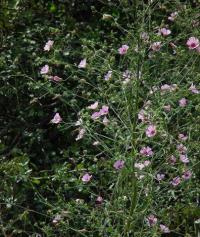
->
(124, 38, 142, 236)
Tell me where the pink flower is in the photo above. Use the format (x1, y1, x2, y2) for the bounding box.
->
(171, 176, 181, 186)
(122, 70, 132, 84)
(186, 37, 200, 50)
(99, 105, 109, 116)
(146, 215, 158, 227)
(151, 42, 161, 51)
(146, 125, 157, 137)
(138, 109, 149, 123)
(168, 11, 178, 21)
(88, 101, 98, 110)
(160, 224, 170, 233)
(113, 160, 125, 170)
(140, 146, 153, 157)
(169, 155, 176, 165)
(179, 154, 189, 163)
(82, 173, 92, 182)
(51, 113, 62, 124)
(161, 84, 177, 93)
(182, 170, 192, 180)
(91, 112, 101, 120)
(144, 160, 151, 167)
(163, 104, 171, 112)
(118, 44, 129, 55)
(51, 76, 62, 82)
(156, 173, 165, 181)
(44, 40, 54, 51)
(159, 28, 171, 36)
(178, 133, 188, 141)
(96, 196, 103, 204)
(75, 128, 86, 141)
(135, 163, 145, 170)
(161, 84, 171, 91)
(40, 65, 49, 74)
(179, 98, 187, 107)
(140, 32, 149, 41)
(104, 70, 112, 81)
(177, 144, 187, 154)
(103, 116, 109, 125)
(189, 84, 199, 94)
(78, 58, 87, 68)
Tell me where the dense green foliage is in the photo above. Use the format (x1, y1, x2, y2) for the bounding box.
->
(0, 0, 200, 236)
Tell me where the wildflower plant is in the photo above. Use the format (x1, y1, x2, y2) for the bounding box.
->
(0, 1, 200, 236)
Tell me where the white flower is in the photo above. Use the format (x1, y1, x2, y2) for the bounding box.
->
(78, 59, 87, 68)
(76, 128, 86, 141)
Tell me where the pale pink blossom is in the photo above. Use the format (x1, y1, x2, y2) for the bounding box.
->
(146, 125, 157, 137)
(40, 65, 49, 74)
(169, 155, 176, 165)
(160, 224, 170, 233)
(103, 116, 109, 126)
(161, 84, 177, 93)
(122, 70, 132, 84)
(104, 70, 112, 81)
(161, 84, 171, 91)
(82, 173, 92, 182)
(78, 58, 87, 68)
(140, 32, 149, 42)
(140, 146, 153, 157)
(96, 196, 103, 203)
(118, 44, 129, 55)
(44, 40, 54, 51)
(189, 84, 199, 94)
(88, 101, 98, 110)
(75, 128, 86, 141)
(179, 154, 189, 163)
(168, 11, 178, 21)
(51, 76, 62, 82)
(179, 98, 187, 107)
(177, 144, 187, 154)
(178, 133, 188, 141)
(138, 109, 149, 123)
(159, 28, 171, 36)
(146, 215, 158, 227)
(134, 163, 145, 170)
(99, 105, 109, 116)
(144, 160, 151, 167)
(91, 112, 101, 120)
(186, 37, 199, 49)
(171, 176, 181, 186)
(182, 170, 192, 180)
(151, 42, 161, 51)
(51, 113, 62, 124)
(156, 173, 165, 181)
(113, 160, 125, 170)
